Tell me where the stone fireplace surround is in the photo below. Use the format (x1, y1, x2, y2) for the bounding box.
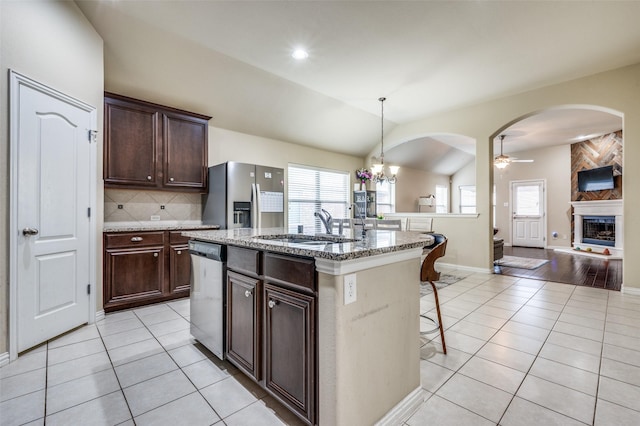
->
(571, 200, 623, 256)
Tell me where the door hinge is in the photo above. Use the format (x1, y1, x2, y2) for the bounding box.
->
(88, 129, 98, 143)
(88, 207, 91, 218)
(87, 284, 91, 295)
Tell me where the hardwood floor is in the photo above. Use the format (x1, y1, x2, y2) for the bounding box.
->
(494, 246, 623, 291)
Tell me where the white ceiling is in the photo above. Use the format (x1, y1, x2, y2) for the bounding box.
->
(76, 0, 637, 172)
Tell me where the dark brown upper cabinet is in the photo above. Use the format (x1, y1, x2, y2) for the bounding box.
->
(104, 92, 211, 192)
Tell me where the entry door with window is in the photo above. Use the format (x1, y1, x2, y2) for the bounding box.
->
(11, 72, 95, 355)
(511, 180, 545, 248)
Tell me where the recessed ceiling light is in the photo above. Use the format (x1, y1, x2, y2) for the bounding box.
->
(292, 49, 309, 60)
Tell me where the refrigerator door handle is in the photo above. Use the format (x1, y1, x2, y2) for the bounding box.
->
(255, 183, 262, 229)
(251, 183, 257, 228)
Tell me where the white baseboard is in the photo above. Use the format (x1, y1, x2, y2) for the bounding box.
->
(95, 310, 105, 322)
(0, 352, 9, 367)
(375, 387, 426, 426)
(438, 262, 493, 275)
(622, 285, 640, 296)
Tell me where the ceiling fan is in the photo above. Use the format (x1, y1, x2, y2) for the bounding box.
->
(494, 135, 534, 169)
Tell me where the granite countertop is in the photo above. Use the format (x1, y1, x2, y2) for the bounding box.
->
(182, 227, 434, 261)
(104, 222, 220, 233)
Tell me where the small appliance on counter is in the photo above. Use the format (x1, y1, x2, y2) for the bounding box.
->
(202, 161, 285, 229)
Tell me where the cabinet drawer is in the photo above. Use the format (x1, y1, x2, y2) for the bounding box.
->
(105, 231, 165, 248)
(264, 253, 316, 293)
(228, 246, 262, 276)
(169, 231, 191, 245)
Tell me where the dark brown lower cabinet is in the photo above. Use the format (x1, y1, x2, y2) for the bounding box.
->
(104, 246, 165, 306)
(226, 271, 261, 380)
(225, 246, 318, 425)
(103, 229, 200, 312)
(169, 244, 190, 295)
(264, 283, 316, 425)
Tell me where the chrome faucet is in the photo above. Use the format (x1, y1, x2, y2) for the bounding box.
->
(314, 209, 333, 234)
(350, 203, 367, 238)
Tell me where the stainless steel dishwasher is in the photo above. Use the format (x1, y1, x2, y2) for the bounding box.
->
(189, 240, 226, 360)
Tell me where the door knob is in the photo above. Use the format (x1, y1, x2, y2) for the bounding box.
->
(244, 290, 252, 298)
(22, 227, 39, 236)
(147, 175, 152, 181)
(268, 299, 278, 309)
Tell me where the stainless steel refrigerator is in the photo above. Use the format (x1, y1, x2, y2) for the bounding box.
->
(202, 161, 285, 229)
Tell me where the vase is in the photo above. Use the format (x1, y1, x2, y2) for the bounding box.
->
(360, 182, 366, 191)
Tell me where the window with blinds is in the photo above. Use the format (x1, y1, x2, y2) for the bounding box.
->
(375, 181, 395, 215)
(288, 164, 350, 233)
(435, 185, 448, 213)
(459, 185, 476, 214)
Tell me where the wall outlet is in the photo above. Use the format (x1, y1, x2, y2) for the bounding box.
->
(150, 215, 161, 221)
(344, 273, 357, 305)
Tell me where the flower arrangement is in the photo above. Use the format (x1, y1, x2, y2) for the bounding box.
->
(355, 168, 372, 183)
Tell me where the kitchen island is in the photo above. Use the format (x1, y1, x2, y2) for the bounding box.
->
(183, 227, 434, 425)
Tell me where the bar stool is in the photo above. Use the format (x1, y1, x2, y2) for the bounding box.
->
(419, 234, 447, 354)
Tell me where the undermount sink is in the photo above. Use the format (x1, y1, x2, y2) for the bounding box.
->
(256, 234, 359, 245)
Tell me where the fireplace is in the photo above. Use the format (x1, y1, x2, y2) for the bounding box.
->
(571, 200, 623, 252)
(582, 215, 615, 247)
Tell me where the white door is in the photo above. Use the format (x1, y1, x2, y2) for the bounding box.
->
(511, 180, 545, 248)
(11, 72, 95, 353)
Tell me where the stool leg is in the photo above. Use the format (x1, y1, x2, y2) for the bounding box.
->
(429, 280, 447, 354)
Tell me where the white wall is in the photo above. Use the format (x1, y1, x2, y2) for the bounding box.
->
(0, 0, 104, 354)
(393, 167, 450, 212)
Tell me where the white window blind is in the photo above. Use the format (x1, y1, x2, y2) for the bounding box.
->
(459, 185, 476, 214)
(288, 164, 350, 233)
(435, 185, 448, 213)
(376, 181, 395, 215)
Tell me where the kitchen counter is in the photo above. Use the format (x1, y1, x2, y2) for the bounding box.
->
(184, 227, 431, 425)
(182, 227, 433, 261)
(104, 221, 219, 233)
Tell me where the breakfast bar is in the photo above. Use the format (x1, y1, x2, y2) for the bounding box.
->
(183, 228, 433, 425)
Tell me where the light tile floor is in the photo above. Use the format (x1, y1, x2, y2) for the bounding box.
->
(2, 271, 640, 425)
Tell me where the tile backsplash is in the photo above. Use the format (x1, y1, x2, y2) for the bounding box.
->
(104, 189, 202, 223)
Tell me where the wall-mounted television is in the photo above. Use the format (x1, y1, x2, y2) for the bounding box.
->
(577, 165, 615, 192)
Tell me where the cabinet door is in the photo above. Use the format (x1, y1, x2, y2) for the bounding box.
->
(264, 283, 316, 424)
(169, 244, 190, 295)
(226, 271, 261, 380)
(163, 112, 208, 191)
(104, 247, 164, 311)
(104, 96, 159, 187)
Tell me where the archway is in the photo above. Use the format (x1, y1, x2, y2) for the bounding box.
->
(490, 105, 623, 289)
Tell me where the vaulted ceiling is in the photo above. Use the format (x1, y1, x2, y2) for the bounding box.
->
(76, 1, 638, 173)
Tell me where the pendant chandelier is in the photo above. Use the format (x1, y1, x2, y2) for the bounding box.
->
(371, 97, 399, 184)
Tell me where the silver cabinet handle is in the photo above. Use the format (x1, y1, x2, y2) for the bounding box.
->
(268, 300, 277, 309)
(22, 227, 39, 236)
(131, 237, 143, 242)
(169, 177, 175, 182)
(177, 250, 182, 255)
(147, 175, 152, 181)
(244, 290, 252, 298)
(153, 253, 158, 258)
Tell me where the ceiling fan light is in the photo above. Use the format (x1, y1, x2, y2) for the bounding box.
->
(495, 161, 509, 169)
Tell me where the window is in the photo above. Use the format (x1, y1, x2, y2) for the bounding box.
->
(375, 181, 395, 215)
(288, 164, 350, 233)
(435, 185, 448, 213)
(459, 185, 476, 214)
(492, 184, 496, 228)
